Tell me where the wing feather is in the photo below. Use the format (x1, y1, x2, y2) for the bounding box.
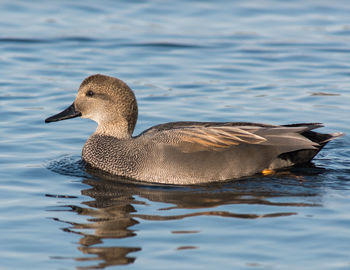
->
(148, 126, 266, 152)
(138, 121, 330, 154)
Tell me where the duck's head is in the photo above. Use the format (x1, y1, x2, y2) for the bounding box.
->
(45, 74, 138, 138)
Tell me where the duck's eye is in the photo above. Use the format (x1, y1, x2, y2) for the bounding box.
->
(86, 90, 94, 97)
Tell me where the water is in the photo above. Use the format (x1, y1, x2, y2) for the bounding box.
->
(1, 0, 350, 269)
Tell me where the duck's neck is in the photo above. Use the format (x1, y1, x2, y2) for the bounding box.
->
(95, 121, 132, 139)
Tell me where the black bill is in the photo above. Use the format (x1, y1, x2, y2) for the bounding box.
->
(45, 103, 81, 123)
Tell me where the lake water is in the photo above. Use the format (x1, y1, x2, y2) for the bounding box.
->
(1, 0, 350, 269)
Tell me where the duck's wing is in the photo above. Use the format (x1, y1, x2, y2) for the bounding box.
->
(164, 126, 267, 152)
(140, 124, 266, 153)
(139, 121, 276, 135)
(140, 122, 327, 153)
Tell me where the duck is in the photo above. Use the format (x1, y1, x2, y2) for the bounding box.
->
(45, 74, 343, 185)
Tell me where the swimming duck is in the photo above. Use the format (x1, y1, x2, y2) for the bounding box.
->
(45, 74, 343, 185)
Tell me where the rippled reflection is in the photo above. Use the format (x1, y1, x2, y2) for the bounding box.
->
(51, 164, 325, 269)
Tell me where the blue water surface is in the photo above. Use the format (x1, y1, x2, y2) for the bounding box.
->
(1, 1, 350, 269)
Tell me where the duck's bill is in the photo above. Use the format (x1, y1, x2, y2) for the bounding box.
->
(45, 103, 81, 123)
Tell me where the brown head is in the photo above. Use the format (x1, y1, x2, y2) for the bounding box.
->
(45, 74, 138, 139)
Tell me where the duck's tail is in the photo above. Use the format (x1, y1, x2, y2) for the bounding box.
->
(278, 123, 344, 165)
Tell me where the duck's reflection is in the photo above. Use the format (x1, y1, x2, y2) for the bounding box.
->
(55, 165, 324, 269)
